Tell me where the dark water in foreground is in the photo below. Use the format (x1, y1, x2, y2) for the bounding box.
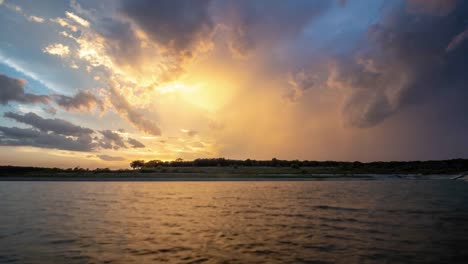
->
(1, 181, 468, 263)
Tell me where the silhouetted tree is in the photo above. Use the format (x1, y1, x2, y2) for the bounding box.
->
(145, 160, 163, 168)
(130, 160, 145, 170)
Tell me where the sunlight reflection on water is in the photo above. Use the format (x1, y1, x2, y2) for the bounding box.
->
(1, 181, 468, 263)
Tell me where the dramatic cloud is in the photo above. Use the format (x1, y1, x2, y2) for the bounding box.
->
(222, 0, 331, 58)
(109, 84, 161, 135)
(295, 0, 468, 128)
(53, 91, 104, 112)
(2, 0, 468, 164)
(343, 1, 467, 127)
(0, 126, 96, 151)
(119, 0, 215, 53)
(4, 112, 94, 136)
(0, 112, 137, 152)
(99, 129, 126, 149)
(97, 154, 125, 161)
(0, 74, 49, 105)
(325, 54, 411, 128)
(286, 66, 328, 100)
(92, 18, 143, 68)
(128, 137, 145, 148)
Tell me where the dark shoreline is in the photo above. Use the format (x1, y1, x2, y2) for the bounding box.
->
(0, 177, 361, 181)
(0, 174, 464, 181)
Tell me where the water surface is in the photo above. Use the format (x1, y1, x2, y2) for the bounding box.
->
(1, 181, 468, 263)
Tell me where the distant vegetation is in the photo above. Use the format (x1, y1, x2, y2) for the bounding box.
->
(128, 158, 468, 175)
(1, 158, 468, 177)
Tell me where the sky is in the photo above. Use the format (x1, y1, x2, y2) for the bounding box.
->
(0, 0, 467, 168)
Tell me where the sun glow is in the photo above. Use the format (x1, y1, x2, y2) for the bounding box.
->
(158, 82, 198, 94)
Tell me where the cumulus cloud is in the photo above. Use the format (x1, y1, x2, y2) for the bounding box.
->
(0, 74, 49, 105)
(35, 1, 222, 138)
(53, 91, 104, 112)
(0, 112, 149, 152)
(128, 137, 145, 148)
(70, 0, 218, 86)
(95, 18, 142, 63)
(4, 112, 94, 136)
(0, 111, 97, 152)
(295, 1, 468, 128)
(0, 107, 155, 152)
(43, 43, 70, 57)
(0, 126, 96, 151)
(99, 129, 126, 149)
(97, 154, 125, 161)
(324, 54, 411, 128)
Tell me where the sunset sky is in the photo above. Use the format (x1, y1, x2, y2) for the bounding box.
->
(0, 0, 467, 168)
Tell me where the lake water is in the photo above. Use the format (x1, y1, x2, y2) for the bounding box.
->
(1, 180, 468, 263)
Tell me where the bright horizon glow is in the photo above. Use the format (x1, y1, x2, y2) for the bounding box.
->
(0, 0, 467, 168)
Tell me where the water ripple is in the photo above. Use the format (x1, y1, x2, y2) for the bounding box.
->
(0, 181, 468, 263)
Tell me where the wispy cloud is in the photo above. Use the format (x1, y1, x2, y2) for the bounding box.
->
(0, 52, 64, 93)
(65, 11, 89, 27)
(97, 154, 125, 161)
(27, 16, 44, 23)
(43, 43, 70, 57)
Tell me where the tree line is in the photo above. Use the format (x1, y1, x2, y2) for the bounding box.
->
(1, 158, 467, 175)
(130, 158, 468, 174)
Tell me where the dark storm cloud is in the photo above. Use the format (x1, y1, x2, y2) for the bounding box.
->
(119, 0, 215, 53)
(127, 137, 145, 148)
(363, 1, 466, 125)
(220, 0, 332, 58)
(299, 0, 468, 128)
(95, 17, 144, 67)
(0, 74, 49, 105)
(0, 126, 96, 151)
(326, 53, 411, 128)
(406, 0, 458, 16)
(53, 91, 104, 112)
(4, 112, 94, 136)
(97, 154, 125, 161)
(99, 129, 126, 149)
